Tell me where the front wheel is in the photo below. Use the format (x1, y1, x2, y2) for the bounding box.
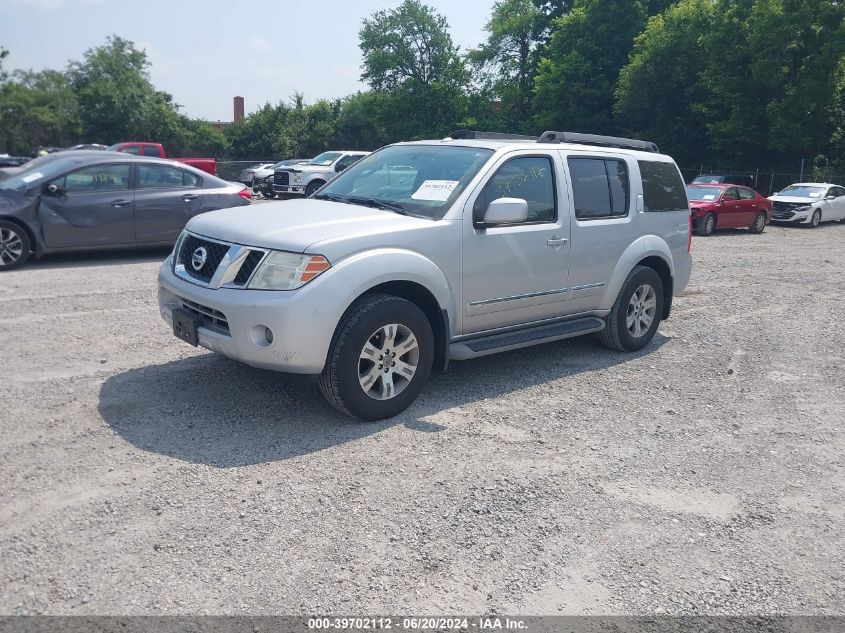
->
(749, 212, 766, 234)
(319, 294, 434, 421)
(697, 213, 716, 236)
(598, 265, 664, 352)
(305, 181, 325, 197)
(0, 221, 31, 270)
(810, 209, 821, 227)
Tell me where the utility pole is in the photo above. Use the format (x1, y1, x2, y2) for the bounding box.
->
(799, 158, 805, 182)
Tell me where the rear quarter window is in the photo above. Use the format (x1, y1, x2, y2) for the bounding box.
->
(638, 160, 688, 212)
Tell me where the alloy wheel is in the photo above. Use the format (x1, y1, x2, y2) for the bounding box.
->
(626, 284, 657, 338)
(754, 214, 765, 232)
(705, 214, 715, 235)
(0, 227, 24, 267)
(358, 323, 420, 400)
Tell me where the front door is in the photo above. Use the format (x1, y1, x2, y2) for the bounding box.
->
(736, 187, 759, 225)
(461, 152, 571, 334)
(38, 162, 135, 248)
(133, 163, 204, 243)
(719, 187, 744, 227)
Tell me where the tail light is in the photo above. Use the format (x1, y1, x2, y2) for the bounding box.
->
(238, 189, 252, 201)
(688, 212, 693, 252)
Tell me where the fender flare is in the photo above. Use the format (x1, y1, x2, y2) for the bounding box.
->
(599, 235, 674, 310)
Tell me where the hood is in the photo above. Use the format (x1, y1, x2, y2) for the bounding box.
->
(185, 199, 432, 253)
(282, 164, 333, 174)
(768, 195, 817, 205)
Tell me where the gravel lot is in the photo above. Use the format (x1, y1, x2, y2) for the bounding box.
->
(1, 216, 843, 616)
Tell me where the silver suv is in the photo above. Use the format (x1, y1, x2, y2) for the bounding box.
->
(159, 131, 693, 420)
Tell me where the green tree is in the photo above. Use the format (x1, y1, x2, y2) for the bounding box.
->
(469, 0, 543, 128)
(0, 46, 8, 83)
(68, 36, 168, 143)
(614, 0, 715, 165)
(533, 0, 648, 134)
(0, 69, 81, 153)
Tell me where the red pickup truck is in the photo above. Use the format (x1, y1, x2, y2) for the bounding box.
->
(108, 142, 217, 176)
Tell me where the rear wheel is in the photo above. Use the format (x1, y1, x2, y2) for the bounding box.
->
(698, 213, 716, 236)
(305, 180, 325, 197)
(319, 294, 434, 421)
(810, 209, 822, 227)
(749, 212, 766, 234)
(598, 265, 664, 352)
(0, 221, 30, 270)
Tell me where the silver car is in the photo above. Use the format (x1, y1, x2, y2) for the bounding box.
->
(158, 131, 692, 420)
(0, 151, 250, 269)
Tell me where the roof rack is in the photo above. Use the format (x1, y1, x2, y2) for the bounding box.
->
(539, 131, 659, 153)
(446, 130, 538, 142)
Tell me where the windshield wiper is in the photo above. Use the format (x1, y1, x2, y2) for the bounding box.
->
(315, 193, 409, 215)
(344, 196, 409, 215)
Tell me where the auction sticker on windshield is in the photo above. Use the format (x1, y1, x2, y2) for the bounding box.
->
(21, 172, 44, 183)
(412, 180, 459, 201)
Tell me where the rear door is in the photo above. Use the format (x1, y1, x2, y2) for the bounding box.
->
(39, 162, 135, 248)
(133, 163, 204, 243)
(736, 186, 759, 225)
(564, 152, 636, 313)
(826, 186, 845, 221)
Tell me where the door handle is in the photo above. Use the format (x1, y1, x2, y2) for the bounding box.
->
(546, 236, 568, 247)
(111, 199, 131, 207)
(182, 194, 200, 202)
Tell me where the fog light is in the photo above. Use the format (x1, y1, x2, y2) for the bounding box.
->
(249, 324, 274, 348)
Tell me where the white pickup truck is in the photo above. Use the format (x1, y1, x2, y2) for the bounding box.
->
(272, 151, 369, 198)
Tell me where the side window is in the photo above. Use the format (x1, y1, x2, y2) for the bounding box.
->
(568, 157, 629, 219)
(120, 145, 141, 155)
(142, 145, 161, 157)
(183, 170, 202, 188)
(638, 160, 688, 211)
(336, 154, 365, 171)
(138, 164, 191, 188)
(738, 188, 755, 200)
(61, 164, 131, 193)
(724, 187, 739, 200)
(476, 156, 556, 223)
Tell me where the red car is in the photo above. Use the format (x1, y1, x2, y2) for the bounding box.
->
(686, 184, 772, 236)
(107, 142, 217, 177)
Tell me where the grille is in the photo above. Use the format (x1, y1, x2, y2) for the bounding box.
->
(233, 250, 265, 286)
(274, 171, 290, 185)
(178, 235, 230, 283)
(178, 297, 230, 335)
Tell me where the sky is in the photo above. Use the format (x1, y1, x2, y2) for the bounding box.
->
(0, 0, 496, 122)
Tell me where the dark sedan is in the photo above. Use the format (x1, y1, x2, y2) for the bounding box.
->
(0, 151, 250, 269)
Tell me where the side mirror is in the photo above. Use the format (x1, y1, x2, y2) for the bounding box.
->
(482, 197, 529, 226)
(43, 182, 65, 197)
(824, 195, 836, 201)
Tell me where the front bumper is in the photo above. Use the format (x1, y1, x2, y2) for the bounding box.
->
(272, 184, 305, 195)
(158, 259, 353, 374)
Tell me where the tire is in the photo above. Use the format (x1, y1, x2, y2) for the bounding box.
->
(261, 190, 276, 199)
(749, 212, 766, 234)
(318, 294, 434, 421)
(810, 209, 821, 228)
(697, 213, 716, 236)
(305, 181, 325, 197)
(0, 220, 31, 270)
(598, 265, 664, 352)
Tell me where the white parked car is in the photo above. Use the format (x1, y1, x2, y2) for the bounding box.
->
(272, 151, 370, 198)
(769, 183, 845, 227)
(238, 163, 275, 186)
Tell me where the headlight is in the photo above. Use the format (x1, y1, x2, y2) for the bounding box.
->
(794, 205, 812, 212)
(291, 172, 303, 183)
(171, 231, 186, 268)
(248, 251, 330, 290)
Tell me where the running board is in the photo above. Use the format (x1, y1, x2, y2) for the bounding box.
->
(449, 316, 605, 360)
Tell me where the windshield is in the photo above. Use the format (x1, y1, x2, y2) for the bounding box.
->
(315, 144, 494, 219)
(691, 175, 725, 184)
(106, 144, 123, 151)
(309, 152, 342, 166)
(686, 186, 723, 201)
(0, 156, 85, 191)
(776, 185, 826, 198)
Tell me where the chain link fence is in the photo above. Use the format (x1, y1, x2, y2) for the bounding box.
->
(680, 167, 845, 196)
